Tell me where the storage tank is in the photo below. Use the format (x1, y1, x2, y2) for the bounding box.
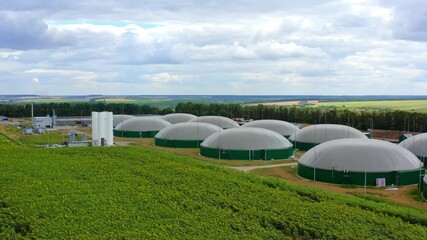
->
(162, 113, 197, 124)
(298, 139, 424, 186)
(113, 114, 134, 128)
(242, 119, 299, 137)
(289, 124, 368, 151)
(91, 112, 99, 145)
(114, 117, 172, 138)
(399, 133, 427, 167)
(200, 128, 293, 160)
(190, 116, 240, 129)
(155, 122, 222, 148)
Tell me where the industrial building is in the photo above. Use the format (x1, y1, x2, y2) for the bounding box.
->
(298, 139, 424, 186)
(155, 122, 222, 148)
(200, 128, 294, 160)
(289, 124, 368, 150)
(242, 119, 299, 137)
(161, 113, 197, 124)
(113, 117, 171, 138)
(189, 116, 240, 129)
(399, 133, 427, 167)
(33, 116, 53, 128)
(113, 114, 134, 128)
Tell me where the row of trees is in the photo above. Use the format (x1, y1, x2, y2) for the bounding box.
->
(0, 102, 173, 118)
(1, 102, 426, 132)
(175, 102, 427, 132)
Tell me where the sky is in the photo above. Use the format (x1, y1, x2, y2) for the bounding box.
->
(0, 0, 427, 95)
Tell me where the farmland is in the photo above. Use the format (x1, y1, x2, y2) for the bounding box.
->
(1, 134, 427, 239)
(313, 100, 427, 113)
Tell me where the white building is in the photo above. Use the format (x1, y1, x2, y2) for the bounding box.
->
(33, 117, 52, 128)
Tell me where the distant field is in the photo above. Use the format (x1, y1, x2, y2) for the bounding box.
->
(248, 100, 319, 106)
(95, 98, 137, 103)
(18, 98, 87, 103)
(314, 100, 427, 113)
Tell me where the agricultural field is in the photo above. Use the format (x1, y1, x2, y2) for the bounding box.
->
(1, 133, 427, 239)
(313, 100, 427, 113)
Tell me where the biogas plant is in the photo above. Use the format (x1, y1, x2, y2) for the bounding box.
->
(107, 113, 425, 191)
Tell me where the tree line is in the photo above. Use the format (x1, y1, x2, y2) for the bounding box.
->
(0, 102, 173, 118)
(1, 102, 426, 132)
(175, 102, 427, 132)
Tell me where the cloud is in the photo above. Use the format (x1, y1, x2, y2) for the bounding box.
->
(0, 11, 73, 50)
(0, 0, 426, 95)
(31, 77, 40, 83)
(24, 69, 99, 86)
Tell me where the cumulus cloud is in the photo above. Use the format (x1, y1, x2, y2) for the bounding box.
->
(31, 77, 40, 83)
(0, 11, 74, 50)
(385, 0, 427, 41)
(0, 0, 426, 95)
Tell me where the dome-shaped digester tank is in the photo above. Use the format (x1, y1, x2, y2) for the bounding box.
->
(242, 119, 299, 137)
(113, 117, 171, 138)
(298, 139, 424, 186)
(399, 133, 427, 167)
(113, 114, 134, 128)
(289, 124, 367, 151)
(200, 128, 293, 160)
(155, 122, 222, 148)
(190, 116, 239, 129)
(161, 113, 197, 124)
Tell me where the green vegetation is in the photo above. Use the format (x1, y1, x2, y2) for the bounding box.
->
(3, 100, 427, 132)
(1, 135, 426, 239)
(314, 100, 427, 113)
(1, 125, 66, 147)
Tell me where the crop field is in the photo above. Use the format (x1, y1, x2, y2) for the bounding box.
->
(1, 134, 427, 239)
(313, 100, 427, 113)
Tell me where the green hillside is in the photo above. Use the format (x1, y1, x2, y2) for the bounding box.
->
(0, 135, 426, 239)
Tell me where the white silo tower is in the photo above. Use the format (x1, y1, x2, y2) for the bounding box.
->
(92, 111, 114, 146)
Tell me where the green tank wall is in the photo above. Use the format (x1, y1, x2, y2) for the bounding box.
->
(298, 164, 423, 186)
(417, 156, 426, 169)
(155, 138, 202, 148)
(113, 130, 158, 138)
(289, 140, 316, 151)
(200, 147, 293, 160)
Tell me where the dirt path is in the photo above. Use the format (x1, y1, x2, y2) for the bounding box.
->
(229, 162, 298, 172)
(251, 166, 427, 211)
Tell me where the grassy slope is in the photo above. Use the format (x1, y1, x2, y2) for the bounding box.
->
(0, 137, 426, 239)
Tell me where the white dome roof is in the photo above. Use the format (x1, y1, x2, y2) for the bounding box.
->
(300, 139, 423, 172)
(289, 124, 367, 143)
(155, 122, 222, 141)
(161, 113, 197, 124)
(115, 117, 171, 132)
(201, 128, 293, 150)
(242, 120, 299, 136)
(113, 114, 134, 127)
(190, 116, 240, 129)
(399, 133, 427, 157)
